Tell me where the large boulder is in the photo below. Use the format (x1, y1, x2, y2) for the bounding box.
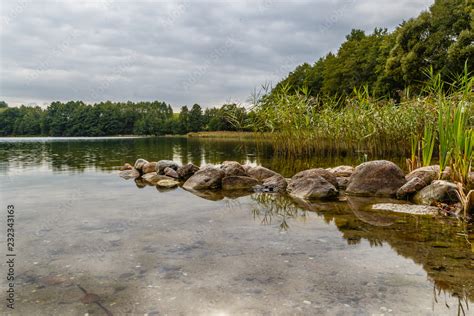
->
(407, 165, 451, 183)
(261, 175, 288, 193)
(182, 167, 225, 190)
(142, 162, 157, 174)
(177, 163, 200, 180)
(156, 160, 179, 175)
(220, 161, 247, 177)
(119, 168, 140, 179)
(222, 176, 259, 191)
(247, 166, 277, 181)
(413, 180, 460, 205)
(134, 158, 149, 172)
(327, 165, 354, 177)
(346, 160, 406, 197)
(291, 168, 338, 188)
(287, 175, 338, 200)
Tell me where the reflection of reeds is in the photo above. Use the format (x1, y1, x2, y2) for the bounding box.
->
(251, 193, 306, 231)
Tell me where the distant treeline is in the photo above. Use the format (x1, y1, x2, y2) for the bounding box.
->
(0, 101, 250, 136)
(274, 0, 472, 99)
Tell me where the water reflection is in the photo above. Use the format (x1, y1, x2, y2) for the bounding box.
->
(247, 192, 474, 306)
(0, 137, 407, 177)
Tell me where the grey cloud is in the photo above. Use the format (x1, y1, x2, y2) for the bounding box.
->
(0, 0, 433, 109)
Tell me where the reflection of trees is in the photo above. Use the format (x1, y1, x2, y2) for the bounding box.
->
(250, 193, 474, 304)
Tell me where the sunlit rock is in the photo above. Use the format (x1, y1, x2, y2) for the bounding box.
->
(220, 161, 247, 177)
(133, 158, 148, 172)
(142, 161, 157, 174)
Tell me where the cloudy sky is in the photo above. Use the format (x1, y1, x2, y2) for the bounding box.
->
(0, 0, 432, 109)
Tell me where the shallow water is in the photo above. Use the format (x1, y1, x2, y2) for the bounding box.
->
(0, 137, 472, 315)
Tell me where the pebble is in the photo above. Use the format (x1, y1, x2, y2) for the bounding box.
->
(303, 300, 311, 305)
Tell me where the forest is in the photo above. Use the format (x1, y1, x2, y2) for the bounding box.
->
(0, 0, 471, 137)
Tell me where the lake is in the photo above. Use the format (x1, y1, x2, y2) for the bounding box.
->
(0, 136, 472, 315)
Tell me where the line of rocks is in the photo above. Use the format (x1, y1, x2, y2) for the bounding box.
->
(119, 159, 474, 215)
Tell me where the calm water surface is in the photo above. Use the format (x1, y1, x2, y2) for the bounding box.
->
(0, 137, 472, 315)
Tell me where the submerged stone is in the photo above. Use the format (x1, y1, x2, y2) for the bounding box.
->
(372, 203, 439, 215)
(157, 179, 180, 188)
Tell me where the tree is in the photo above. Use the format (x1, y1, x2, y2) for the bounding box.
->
(188, 104, 203, 132)
(178, 106, 189, 134)
(0, 101, 8, 108)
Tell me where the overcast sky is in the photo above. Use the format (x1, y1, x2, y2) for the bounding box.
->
(0, 0, 433, 109)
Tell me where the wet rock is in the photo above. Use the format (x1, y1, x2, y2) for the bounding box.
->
(142, 162, 157, 174)
(119, 163, 133, 171)
(346, 160, 406, 197)
(156, 160, 179, 175)
(247, 166, 278, 181)
(119, 168, 140, 179)
(407, 165, 451, 183)
(220, 161, 247, 177)
(157, 179, 180, 188)
(134, 178, 147, 188)
(182, 167, 225, 190)
(177, 163, 200, 180)
(396, 176, 431, 199)
(261, 174, 288, 193)
(142, 172, 174, 185)
(287, 175, 338, 200)
(413, 180, 460, 205)
(328, 165, 354, 177)
(222, 176, 259, 190)
(336, 177, 350, 190)
(164, 167, 179, 178)
(242, 164, 252, 174)
(134, 158, 148, 172)
(372, 203, 439, 215)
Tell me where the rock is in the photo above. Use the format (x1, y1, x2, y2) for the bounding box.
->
(142, 172, 174, 185)
(346, 160, 406, 197)
(372, 203, 439, 215)
(396, 175, 431, 199)
(119, 163, 133, 171)
(261, 174, 288, 193)
(222, 176, 259, 190)
(328, 165, 354, 177)
(157, 179, 180, 188)
(413, 180, 460, 205)
(156, 160, 179, 175)
(142, 162, 157, 174)
(177, 163, 200, 180)
(291, 168, 338, 188)
(406, 165, 451, 183)
(182, 167, 225, 190)
(247, 166, 278, 181)
(287, 175, 338, 200)
(242, 164, 252, 174)
(220, 161, 247, 177)
(336, 177, 350, 190)
(164, 167, 179, 178)
(134, 158, 148, 172)
(119, 168, 140, 179)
